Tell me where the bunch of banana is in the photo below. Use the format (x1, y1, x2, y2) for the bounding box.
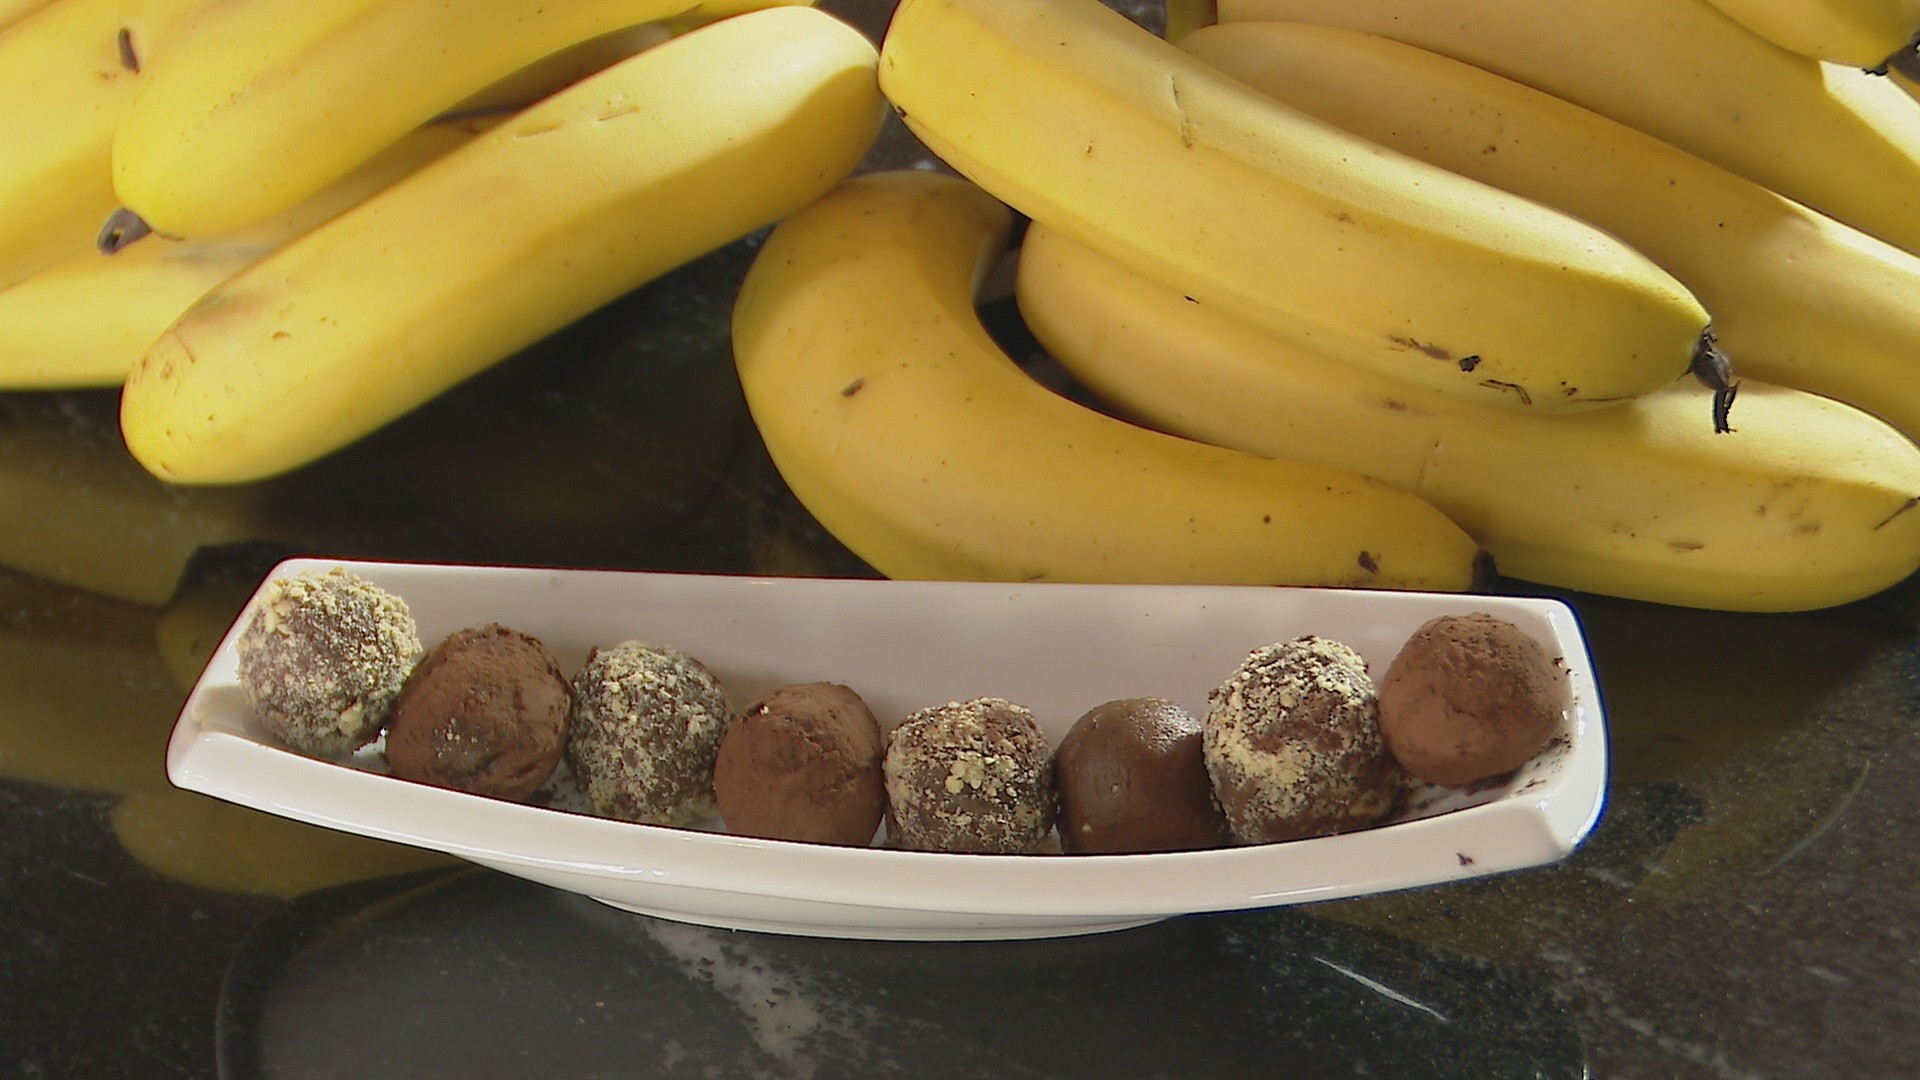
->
(1215, 0, 1920, 258)
(731, 170, 1482, 590)
(875, 0, 1719, 419)
(1696, 0, 1920, 69)
(0, 0, 202, 290)
(1015, 223, 1920, 612)
(108, 0, 809, 239)
(1177, 21, 1920, 442)
(0, 120, 481, 390)
(119, 5, 885, 484)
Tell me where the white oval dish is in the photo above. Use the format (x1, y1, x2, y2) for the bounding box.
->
(166, 558, 1607, 941)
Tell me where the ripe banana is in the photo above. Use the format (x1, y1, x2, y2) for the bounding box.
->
(0, 0, 55, 33)
(731, 170, 1482, 590)
(0, 120, 481, 390)
(1217, 0, 1920, 258)
(1696, 0, 1920, 68)
(119, 5, 885, 485)
(1182, 21, 1920, 442)
(111, 0, 810, 237)
(0, 0, 202, 289)
(1017, 224, 1920, 612)
(877, 0, 1714, 417)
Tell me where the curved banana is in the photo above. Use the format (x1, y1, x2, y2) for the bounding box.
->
(1017, 224, 1920, 613)
(731, 170, 1481, 590)
(1217, 0, 1920, 259)
(1697, 0, 1920, 68)
(0, 0, 55, 33)
(0, 0, 202, 289)
(119, 6, 885, 485)
(0, 121, 480, 390)
(1182, 21, 1920, 442)
(111, 0, 810, 237)
(877, 0, 1713, 417)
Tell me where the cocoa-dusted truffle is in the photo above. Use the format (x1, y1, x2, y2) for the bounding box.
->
(882, 697, 1055, 854)
(384, 624, 571, 800)
(1055, 697, 1229, 854)
(713, 682, 885, 846)
(1202, 636, 1402, 843)
(234, 566, 422, 755)
(1377, 613, 1571, 786)
(566, 641, 731, 825)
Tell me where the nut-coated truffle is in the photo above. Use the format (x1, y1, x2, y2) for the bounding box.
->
(882, 697, 1055, 854)
(1202, 636, 1403, 843)
(1054, 697, 1229, 854)
(1377, 613, 1571, 786)
(713, 682, 885, 846)
(566, 640, 731, 826)
(384, 624, 572, 800)
(234, 566, 421, 755)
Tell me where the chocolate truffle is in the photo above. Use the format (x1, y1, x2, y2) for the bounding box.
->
(1055, 697, 1229, 854)
(883, 697, 1055, 854)
(566, 640, 731, 825)
(1202, 636, 1403, 844)
(1377, 613, 1571, 786)
(713, 682, 885, 846)
(384, 624, 572, 800)
(234, 566, 422, 755)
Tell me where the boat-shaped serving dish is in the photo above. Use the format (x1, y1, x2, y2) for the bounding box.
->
(167, 558, 1607, 940)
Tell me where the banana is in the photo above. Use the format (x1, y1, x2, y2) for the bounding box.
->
(877, 0, 1714, 417)
(0, 0, 202, 289)
(0, 0, 54, 33)
(0, 120, 482, 391)
(1696, 0, 1920, 68)
(118, 5, 885, 485)
(440, 22, 675, 117)
(111, 0, 811, 238)
(1216, 0, 1920, 259)
(1017, 224, 1920, 612)
(1182, 21, 1920, 442)
(731, 170, 1481, 590)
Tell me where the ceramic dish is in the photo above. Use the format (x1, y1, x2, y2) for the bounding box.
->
(166, 558, 1608, 941)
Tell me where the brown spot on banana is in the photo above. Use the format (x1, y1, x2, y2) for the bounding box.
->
(117, 27, 138, 73)
(1357, 550, 1379, 574)
(1388, 335, 1452, 361)
(840, 377, 865, 397)
(1875, 497, 1920, 529)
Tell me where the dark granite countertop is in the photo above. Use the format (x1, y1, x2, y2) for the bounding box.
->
(4, 1, 1918, 1075)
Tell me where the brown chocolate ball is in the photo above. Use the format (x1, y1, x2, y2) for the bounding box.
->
(713, 682, 885, 847)
(384, 624, 571, 800)
(1377, 613, 1571, 786)
(1202, 636, 1403, 844)
(567, 641, 731, 826)
(1054, 697, 1229, 854)
(882, 697, 1055, 854)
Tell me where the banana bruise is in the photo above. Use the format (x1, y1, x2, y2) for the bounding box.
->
(1695, 0, 1920, 68)
(111, 0, 812, 236)
(1017, 224, 1920, 613)
(118, 6, 885, 485)
(1216, 0, 1920, 259)
(1181, 22, 1920, 442)
(0, 120, 482, 390)
(878, 0, 1710, 416)
(0, 0, 203, 289)
(731, 170, 1482, 591)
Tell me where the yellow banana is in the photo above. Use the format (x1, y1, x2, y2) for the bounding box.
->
(0, 0, 55, 33)
(0, 120, 482, 391)
(877, 0, 1714, 417)
(119, 5, 885, 485)
(1017, 225, 1920, 612)
(731, 170, 1482, 590)
(0, 0, 201, 289)
(1182, 21, 1920, 442)
(111, 0, 811, 237)
(1217, 0, 1920, 259)
(1696, 0, 1920, 68)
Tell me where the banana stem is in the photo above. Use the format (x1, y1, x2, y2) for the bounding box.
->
(1872, 30, 1920, 77)
(1690, 328, 1738, 434)
(96, 208, 153, 255)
